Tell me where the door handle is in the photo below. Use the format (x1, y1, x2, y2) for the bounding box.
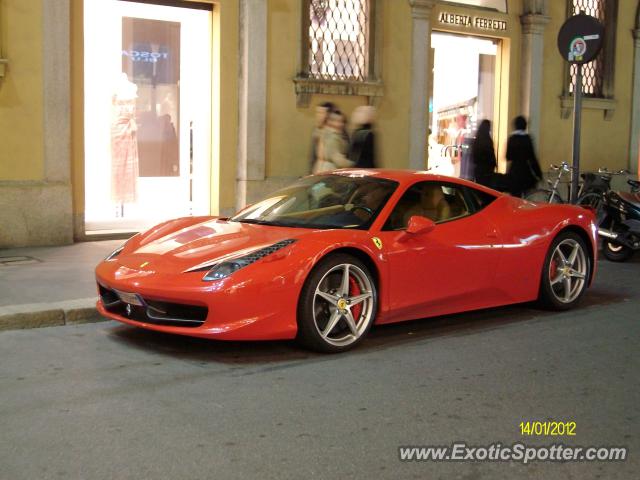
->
(486, 231, 498, 239)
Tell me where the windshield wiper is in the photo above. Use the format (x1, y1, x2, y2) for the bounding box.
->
(234, 218, 274, 225)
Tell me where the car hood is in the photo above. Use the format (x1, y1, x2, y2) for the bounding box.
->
(115, 218, 311, 274)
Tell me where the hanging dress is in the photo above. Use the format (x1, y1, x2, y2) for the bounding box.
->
(110, 96, 139, 203)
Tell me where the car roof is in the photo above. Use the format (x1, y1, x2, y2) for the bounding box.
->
(327, 168, 502, 195)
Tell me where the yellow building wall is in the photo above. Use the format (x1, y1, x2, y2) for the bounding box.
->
(0, 0, 44, 181)
(71, 0, 83, 220)
(265, 0, 413, 178)
(264, 0, 528, 179)
(216, 0, 239, 214)
(376, 0, 413, 169)
(539, 0, 635, 173)
(23, 0, 640, 231)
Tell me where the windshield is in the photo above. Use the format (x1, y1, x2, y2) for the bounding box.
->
(230, 174, 398, 229)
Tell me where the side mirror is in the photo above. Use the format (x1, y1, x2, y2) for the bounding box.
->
(406, 215, 436, 235)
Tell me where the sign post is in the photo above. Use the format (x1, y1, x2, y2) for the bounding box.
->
(557, 13, 604, 203)
(571, 65, 583, 203)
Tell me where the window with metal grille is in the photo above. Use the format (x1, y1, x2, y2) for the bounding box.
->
(306, 0, 370, 82)
(568, 0, 606, 96)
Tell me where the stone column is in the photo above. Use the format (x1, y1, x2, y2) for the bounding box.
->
(520, 5, 550, 147)
(237, 0, 267, 211)
(630, 25, 640, 174)
(407, 0, 436, 170)
(43, 0, 71, 185)
(0, 0, 73, 247)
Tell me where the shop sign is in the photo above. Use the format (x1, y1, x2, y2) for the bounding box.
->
(438, 12, 507, 32)
(122, 50, 169, 63)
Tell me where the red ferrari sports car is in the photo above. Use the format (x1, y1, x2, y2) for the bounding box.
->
(96, 169, 597, 352)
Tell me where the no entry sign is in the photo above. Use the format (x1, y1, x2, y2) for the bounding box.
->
(557, 13, 604, 65)
(557, 13, 605, 203)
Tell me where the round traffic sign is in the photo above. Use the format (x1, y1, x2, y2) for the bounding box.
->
(557, 13, 604, 64)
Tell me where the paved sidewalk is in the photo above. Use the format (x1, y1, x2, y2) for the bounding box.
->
(0, 240, 123, 330)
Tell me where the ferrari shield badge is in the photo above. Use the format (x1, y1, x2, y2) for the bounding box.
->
(372, 237, 383, 250)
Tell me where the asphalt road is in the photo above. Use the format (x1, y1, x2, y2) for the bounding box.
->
(1, 258, 638, 480)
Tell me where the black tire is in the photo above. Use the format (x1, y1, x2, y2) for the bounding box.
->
(602, 240, 634, 262)
(526, 189, 564, 204)
(576, 192, 605, 222)
(297, 253, 377, 353)
(538, 231, 591, 310)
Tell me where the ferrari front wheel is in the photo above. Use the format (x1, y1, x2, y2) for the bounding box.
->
(538, 232, 590, 310)
(297, 254, 377, 353)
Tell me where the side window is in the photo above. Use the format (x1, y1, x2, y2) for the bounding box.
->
(464, 186, 497, 212)
(383, 182, 471, 231)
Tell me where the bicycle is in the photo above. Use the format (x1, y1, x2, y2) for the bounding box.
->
(525, 163, 627, 209)
(524, 162, 572, 204)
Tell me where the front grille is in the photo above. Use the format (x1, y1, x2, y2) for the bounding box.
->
(98, 284, 207, 328)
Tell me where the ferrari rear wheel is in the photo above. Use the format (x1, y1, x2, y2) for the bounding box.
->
(538, 232, 590, 310)
(297, 254, 377, 353)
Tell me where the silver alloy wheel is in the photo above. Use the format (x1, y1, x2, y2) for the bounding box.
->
(548, 238, 587, 304)
(312, 263, 375, 347)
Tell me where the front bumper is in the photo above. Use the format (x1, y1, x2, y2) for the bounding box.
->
(95, 261, 300, 341)
(98, 283, 208, 328)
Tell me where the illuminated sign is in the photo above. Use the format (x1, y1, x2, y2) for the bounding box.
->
(438, 12, 507, 32)
(122, 50, 169, 63)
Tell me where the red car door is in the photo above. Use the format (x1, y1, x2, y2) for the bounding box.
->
(376, 181, 503, 323)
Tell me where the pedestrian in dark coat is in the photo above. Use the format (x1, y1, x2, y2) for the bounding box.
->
(349, 106, 377, 168)
(505, 116, 542, 196)
(471, 119, 497, 188)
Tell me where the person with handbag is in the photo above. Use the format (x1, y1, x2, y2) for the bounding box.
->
(312, 110, 354, 174)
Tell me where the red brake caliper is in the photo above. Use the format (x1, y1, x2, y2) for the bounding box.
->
(349, 276, 363, 321)
(549, 257, 558, 281)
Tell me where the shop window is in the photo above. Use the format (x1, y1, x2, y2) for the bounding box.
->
(294, 0, 383, 107)
(561, 0, 618, 118)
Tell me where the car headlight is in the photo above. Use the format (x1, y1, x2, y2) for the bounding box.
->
(104, 234, 139, 261)
(201, 239, 297, 281)
(203, 259, 254, 281)
(105, 245, 125, 261)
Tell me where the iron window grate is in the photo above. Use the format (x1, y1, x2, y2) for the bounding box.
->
(569, 0, 606, 97)
(307, 0, 369, 82)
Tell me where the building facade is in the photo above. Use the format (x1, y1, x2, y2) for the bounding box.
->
(0, 0, 639, 247)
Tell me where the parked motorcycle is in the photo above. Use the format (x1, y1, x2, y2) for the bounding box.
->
(597, 179, 640, 262)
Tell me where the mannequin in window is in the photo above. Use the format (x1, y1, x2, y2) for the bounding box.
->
(111, 72, 139, 217)
(453, 114, 471, 179)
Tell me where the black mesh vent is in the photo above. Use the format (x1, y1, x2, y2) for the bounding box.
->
(191, 239, 298, 273)
(98, 284, 208, 328)
(241, 239, 297, 264)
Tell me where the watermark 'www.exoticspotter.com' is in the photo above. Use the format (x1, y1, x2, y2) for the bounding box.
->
(398, 442, 628, 464)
